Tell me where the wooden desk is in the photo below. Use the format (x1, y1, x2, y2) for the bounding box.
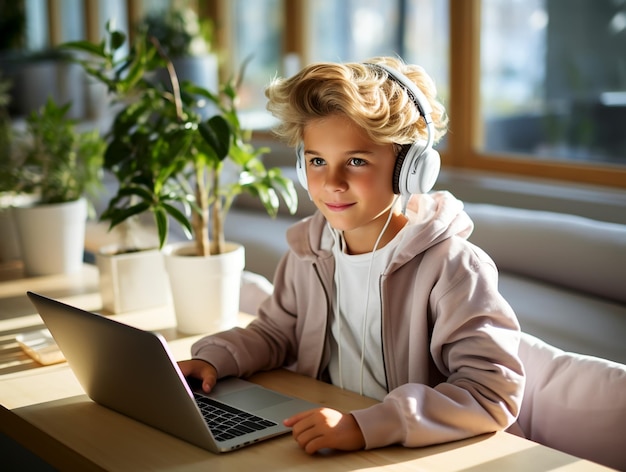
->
(0, 266, 612, 471)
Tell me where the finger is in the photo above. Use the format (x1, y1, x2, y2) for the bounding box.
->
(290, 422, 331, 455)
(303, 435, 328, 455)
(283, 408, 317, 427)
(292, 423, 325, 454)
(202, 375, 216, 393)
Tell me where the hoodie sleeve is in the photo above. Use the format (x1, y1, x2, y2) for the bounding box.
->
(190, 251, 302, 378)
(351, 240, 525, 449)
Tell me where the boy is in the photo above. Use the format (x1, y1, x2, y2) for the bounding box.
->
(178, 57, 525, 454)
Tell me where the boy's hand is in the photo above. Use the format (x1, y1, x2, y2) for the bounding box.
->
(284, 408, 366, 454)
(177, 359, 218, 393)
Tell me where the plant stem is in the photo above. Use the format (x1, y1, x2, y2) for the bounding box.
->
(193, 165, 210, 256)
(210, 171, 225, 255)
(150, 37, 183, 119)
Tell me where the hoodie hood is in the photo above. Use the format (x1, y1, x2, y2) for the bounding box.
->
(404, 190, 473, 248)
(287, 191, 473, 267)
(376, 190, 474, 272)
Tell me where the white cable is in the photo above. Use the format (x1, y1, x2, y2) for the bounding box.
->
(358, 194, 399, 395)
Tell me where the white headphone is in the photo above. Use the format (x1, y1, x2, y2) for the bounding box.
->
(295, 63, 441, 200)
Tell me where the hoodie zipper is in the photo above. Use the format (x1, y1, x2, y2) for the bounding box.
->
(379, 274, 391, 393)
(312, 261, 332, 380)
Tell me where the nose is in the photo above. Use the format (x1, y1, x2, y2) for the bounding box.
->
(324, 166, 348, 192)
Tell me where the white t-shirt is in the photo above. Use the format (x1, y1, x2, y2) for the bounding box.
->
(327, 229, 405, 400)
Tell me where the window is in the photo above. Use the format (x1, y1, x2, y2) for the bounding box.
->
(228, 0, 283, 110)
(24, 0, 48, 50)
(59, 0, 86, 43)
(306, 0, 449, 99)
(306, 0, 398, 63)
(480, 0, 626, 167)
(448, 0, 625, 188)
(403, 0, 450, 105)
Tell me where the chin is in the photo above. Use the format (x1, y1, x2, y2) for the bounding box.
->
(323, 216, 359, 233)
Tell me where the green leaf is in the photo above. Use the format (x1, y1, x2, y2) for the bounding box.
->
(184, 83, 220, 104)
(250, 185, 279, 217)
(154, 207, 169, 249)
(110, 31, 126, 51)
(270, 173, 298, 214)
(162, 202, 193, 239)
(60, 40, 106, 57)
(115, 184, 155, 202)
(198, 115, 231, 161)
(104, 201, 151, 228)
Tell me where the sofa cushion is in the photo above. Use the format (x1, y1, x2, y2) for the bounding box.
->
(516, 332, 626, 471)
(464, 203, 626, 304)
(499, 272, 626, 364)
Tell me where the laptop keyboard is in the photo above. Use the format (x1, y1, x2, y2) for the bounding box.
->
(194, 393, 278, 442)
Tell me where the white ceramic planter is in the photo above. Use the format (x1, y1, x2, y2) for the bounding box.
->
(12, 198, 87, 276)
(0, 193, 38, 264)
(163, 241, 245, 335)
(96, 245, 171, 314)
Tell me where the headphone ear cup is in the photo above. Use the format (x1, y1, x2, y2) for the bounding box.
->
(392, 145, 410, 194)
(398, 140, 441, 195)
(295, 142, 308, 190)
(409, 147, 440, 194)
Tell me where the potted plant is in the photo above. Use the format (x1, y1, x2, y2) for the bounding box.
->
(5, 97, 105, 276)
(63, 24, 297, 331)
(138, 1, 218, 104)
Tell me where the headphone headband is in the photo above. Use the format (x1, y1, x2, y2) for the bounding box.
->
(363, 62, 434, 150)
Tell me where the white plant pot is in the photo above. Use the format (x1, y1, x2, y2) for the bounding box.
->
(96, 245, 171, 314)
(12, 198, 87, 276)
(163, 241, 245, 335)
(0, 193, 38, 264)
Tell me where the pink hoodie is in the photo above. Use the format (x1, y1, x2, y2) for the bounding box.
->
(191, 191, 525, 449)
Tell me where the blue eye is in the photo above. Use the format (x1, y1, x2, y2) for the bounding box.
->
(310, 157, 325, 166)
(350, 158, 367, 167)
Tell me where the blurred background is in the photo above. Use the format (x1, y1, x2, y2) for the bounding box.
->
(1, 0, 625, 190)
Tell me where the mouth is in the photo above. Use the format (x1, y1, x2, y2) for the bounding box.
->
(324, 202, 355, 212)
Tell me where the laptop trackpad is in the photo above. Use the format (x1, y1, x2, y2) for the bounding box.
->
(215, 387, 292, 411)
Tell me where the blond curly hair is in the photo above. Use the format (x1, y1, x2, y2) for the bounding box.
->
(265, 56, 448, 148)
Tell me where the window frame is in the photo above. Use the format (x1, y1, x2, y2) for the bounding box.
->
(446, 0, 626, 190)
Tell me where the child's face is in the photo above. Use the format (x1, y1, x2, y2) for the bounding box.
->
(302, 114, 401, 253)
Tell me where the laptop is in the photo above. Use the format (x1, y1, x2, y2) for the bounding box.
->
(27, 291, 319, 453)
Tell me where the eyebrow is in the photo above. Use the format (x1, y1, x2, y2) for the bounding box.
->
(303, 149, 375, 156)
